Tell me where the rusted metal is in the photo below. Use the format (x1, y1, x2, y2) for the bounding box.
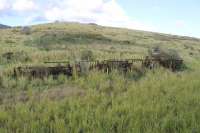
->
(142, 57, 183, 71)
(44, 61, 70, 64)
(14, 65, 73, 78)
(14, 57, 183, 78)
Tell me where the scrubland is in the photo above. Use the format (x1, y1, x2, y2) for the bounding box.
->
(0, 22, 200, 133)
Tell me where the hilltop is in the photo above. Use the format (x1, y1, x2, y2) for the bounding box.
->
(1, 22, 200, 67)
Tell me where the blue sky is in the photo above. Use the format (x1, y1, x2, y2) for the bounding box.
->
(118, 0, 200, 37)
(0, 0, 200, 38)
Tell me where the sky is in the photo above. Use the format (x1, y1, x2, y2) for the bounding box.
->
(0, 0, 200, 38)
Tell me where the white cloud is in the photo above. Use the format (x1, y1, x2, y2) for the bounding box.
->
(0, 0, 10, 10)
(175, 20, 186, 28)
(12, 0, 37, 11)
(43, 0, 154, 31)
(0, 0, 155, 31)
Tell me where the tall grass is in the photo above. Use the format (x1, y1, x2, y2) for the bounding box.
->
(0, 69, 200, 132)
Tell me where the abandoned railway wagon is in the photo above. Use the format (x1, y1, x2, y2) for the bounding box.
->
(14, 60, 136, 78)
(143, 47, 183, 71)
(13, 48, 183, 78)
(14, 65, 73, 78)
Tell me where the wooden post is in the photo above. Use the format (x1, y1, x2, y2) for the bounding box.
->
(72, 63, 77, 80)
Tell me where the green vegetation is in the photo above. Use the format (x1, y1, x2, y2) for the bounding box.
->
(81, 50, 95, 61)
(0, 22, 200, 133)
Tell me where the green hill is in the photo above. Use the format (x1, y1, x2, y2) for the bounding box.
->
(1, 22, 200, 65)
(0, 24, 11, 29)
(0, 22, 200, 133)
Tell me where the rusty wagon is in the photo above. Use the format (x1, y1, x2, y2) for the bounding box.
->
(13, 48, 183, 78)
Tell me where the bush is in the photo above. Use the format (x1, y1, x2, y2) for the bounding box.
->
(1, 51, 31, 64)
(21, 27, 31, 35)
(81, 50, 95, 61)
(149, 46, 182, 60)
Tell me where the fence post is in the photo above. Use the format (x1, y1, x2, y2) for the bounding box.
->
(72, 63, 77, 80)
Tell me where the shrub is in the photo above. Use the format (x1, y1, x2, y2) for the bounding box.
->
(149, 46, 182, 60)
(81, 50, 95, 61)
(21, 27, 31, 35)
(1, 51, 31, 64)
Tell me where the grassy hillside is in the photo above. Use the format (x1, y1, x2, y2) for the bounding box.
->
(0, 22, 200, 133)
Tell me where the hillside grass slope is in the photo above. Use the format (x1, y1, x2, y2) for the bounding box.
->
(0, 22, 200, 133)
